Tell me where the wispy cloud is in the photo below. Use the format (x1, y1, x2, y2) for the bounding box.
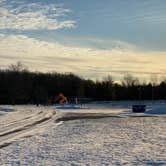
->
(0, 0, 76, 30)
(0, 34, 166, 80)
(52, 36, 138, 51)
(0, 0, 6, 2)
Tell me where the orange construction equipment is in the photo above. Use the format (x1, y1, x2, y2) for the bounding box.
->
(58, 93, 67, 105)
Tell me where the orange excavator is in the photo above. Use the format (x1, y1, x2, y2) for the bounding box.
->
(57, 93, 67, 105)
(55, 93, 84, 109)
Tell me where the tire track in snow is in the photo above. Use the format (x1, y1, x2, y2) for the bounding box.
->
(0, 109, 56, 149)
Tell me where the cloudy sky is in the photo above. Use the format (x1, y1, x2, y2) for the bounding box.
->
(0, 0, 166, 81)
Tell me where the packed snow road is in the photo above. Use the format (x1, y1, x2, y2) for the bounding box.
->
(0, 102, 166, 165)
(0, 106, 56, 149)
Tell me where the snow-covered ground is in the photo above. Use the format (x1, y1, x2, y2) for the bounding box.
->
(0, 101, 166, 165)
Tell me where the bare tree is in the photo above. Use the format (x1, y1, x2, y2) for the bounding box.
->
(8, 62, 28, 72)
(150, 74, 158, 86)
(150, 74, 158, 101)
(122, 73, 139, 87)
(103, 75, 114, 84)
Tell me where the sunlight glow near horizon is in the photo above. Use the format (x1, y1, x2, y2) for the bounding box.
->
(0, 0, 166, 81)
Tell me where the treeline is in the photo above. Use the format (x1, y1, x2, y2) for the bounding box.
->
(0, 63, 166, 104)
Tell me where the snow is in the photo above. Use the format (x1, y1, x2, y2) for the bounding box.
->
(0, 102, 166, 165)
(0, 105, 57, 149)
(146, 105, 166, 115)
(56, 104, 84, 110)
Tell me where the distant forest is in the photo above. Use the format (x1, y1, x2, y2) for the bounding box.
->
(0, 62, 166, 104)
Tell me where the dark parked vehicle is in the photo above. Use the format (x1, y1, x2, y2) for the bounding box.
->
(132, 105, 146, 113)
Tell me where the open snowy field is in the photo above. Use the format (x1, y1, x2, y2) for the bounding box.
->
(0, 101, 166, 165)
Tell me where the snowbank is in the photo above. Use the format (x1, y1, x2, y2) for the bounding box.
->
(146, 106, 166, 114)
(0, 107, 15, 112)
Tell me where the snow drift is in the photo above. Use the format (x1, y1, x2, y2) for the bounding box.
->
(146, 105, 166, 114)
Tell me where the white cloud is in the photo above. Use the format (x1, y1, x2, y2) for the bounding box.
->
(0, 0, 6, 2)
(0, 1, 76, 30)
(0, 34, 166, 80)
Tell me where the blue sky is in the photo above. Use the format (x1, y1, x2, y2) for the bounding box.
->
(55, 0, 166, 49)
(0, 0, 166, 81)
